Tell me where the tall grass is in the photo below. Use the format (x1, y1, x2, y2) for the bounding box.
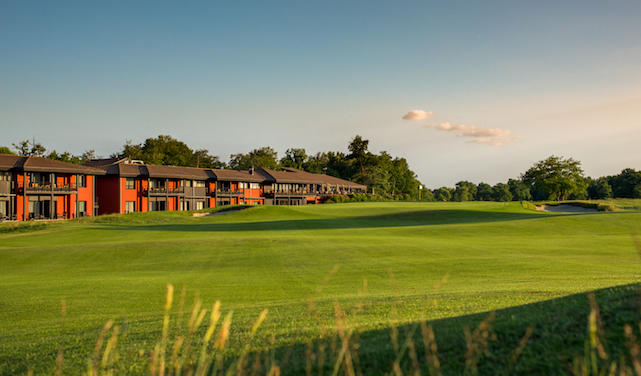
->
(30, 282, 641, 376)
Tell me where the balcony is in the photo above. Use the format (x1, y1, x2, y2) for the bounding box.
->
(215, 189, 243, 197)
(148, 187, 184, 196)
(25, 182, 77, 193)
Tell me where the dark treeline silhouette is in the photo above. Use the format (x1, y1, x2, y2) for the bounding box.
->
(2, 138, 640, 201)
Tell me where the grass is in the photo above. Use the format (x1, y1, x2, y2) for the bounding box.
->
(1, 201, 641, 374)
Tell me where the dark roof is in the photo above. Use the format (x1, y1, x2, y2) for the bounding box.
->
(0, 155, 105, 175)
(82, 158, 127, 168)
(211, 169, 265, 182)
(258, 168, 366, 189)
(81, 158, 365, 188)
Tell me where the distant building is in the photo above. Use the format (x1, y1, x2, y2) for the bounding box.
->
(0, 155, 105, 221)
(83, 158, 366, 215)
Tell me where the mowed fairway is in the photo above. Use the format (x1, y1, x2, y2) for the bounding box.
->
(1, 201, 641, 374)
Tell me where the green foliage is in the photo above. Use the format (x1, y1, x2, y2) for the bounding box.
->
(452, 181, 476, 202)
(475, 182, 493, 201)
(521, 155, 587, 201)
(508, 179, 531, 201)
(433, 186, 452, 201)
(228, 146, 279, 170)
(610, 168, 641, 198)
(279, 148, 308, 169)
(0, 146, 15, 155)
(112, 136, 225, 168)
(588, 177, 613, 199)
(492, 183, 513, 202)
(12, 138, 46, 157)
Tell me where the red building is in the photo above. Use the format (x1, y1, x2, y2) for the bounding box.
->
(84, 158, 367, 215)
(0, 155, 105, 221)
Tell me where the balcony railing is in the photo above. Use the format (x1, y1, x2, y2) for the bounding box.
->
(25, 182, 77, 193)
(148, 187, 184, 195)
(215, 189, 243, 196)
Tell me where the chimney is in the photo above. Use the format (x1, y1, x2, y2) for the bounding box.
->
(250, 166, 254, 175)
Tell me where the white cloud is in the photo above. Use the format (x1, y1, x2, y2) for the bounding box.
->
(424, 122, 521, 146)
(403, 110, 433, 120)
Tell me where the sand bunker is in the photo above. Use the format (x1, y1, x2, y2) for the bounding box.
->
(535, 204, 597, 213)
(192, 209, 243, 217)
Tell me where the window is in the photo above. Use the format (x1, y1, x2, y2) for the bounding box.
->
(126, 178, 135, 189)
(239, 182, 248, 189)
(149, 201, 166, 211)
(196, 201, 204, 210)
(0, 172, 11, 181)
(78, 201, 87, 214)
(78, 174, 86, 188)
(125, 201, 135, 213)
(194, 180, 206, 187)
(250, 182, 260, 189)
(184, 180, 193, 187)
(150, 179, 165, 189)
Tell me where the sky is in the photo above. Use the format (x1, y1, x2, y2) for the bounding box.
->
(1, 1, 640, 188)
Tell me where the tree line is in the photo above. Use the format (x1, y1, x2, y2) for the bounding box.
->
(1, 135, 424, 199)
(2, 137, 640, 201)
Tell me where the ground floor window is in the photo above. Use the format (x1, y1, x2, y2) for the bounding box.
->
(195, 201, 204, 210)
(78, 201, 87, 216)
(0, 201, 8, 217)
(125, 201, 135, 213)
(149, 201, 166, 211)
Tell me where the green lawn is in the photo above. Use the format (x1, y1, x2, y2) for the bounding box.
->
(1, 202, 641, 375)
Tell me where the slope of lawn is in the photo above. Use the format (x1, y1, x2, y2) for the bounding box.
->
(1, 201, 640, 374)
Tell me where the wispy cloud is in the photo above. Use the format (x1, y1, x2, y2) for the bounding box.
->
(403, 110, 433, 120)
(424, 122, 521, 146)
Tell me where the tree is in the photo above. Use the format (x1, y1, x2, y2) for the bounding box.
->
(452, 181, 476, 202)
(612, 169, 641, 198)
(521, 156, 587, 201)
(492, 183, 513, 202)
(420, 187, 435, 201)
(348, 135, 369, 184)
(433, 187, 452, 202)
(0, 146, 14, 155)
(142, 135, 194, 166)
(280, 148, 308, 169)
(193, 149, 226, 169)
(475, 183, 493, 201)
(587, 178, 613, 199)
(229, 147, 279, 170)
(508, 179, 531, 201)
(13, 138, 46, 157)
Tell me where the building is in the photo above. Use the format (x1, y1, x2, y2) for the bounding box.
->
(0, 155, 105, 221)
(84, 158, 366, 215)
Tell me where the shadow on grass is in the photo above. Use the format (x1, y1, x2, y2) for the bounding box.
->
(99, 209, 565, 233)
(272, 283, 641, 375)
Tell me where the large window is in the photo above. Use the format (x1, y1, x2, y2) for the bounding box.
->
(78, 174, 87, 188)
(250, 182, 260, 189)
(125, 201, 135, 213)
(126, 178, 135, 189)
(0, 172, 11, 181)
(194, 180, 206, 187)
(195, 201, 204, 210)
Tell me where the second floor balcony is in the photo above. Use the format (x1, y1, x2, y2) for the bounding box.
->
(25, 182, 77, 193)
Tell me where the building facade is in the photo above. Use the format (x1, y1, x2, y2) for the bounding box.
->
(85, 158, 366, 215)
(0, 155, 104, 221)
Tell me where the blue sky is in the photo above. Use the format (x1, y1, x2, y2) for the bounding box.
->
(1, 1, 640, 187)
